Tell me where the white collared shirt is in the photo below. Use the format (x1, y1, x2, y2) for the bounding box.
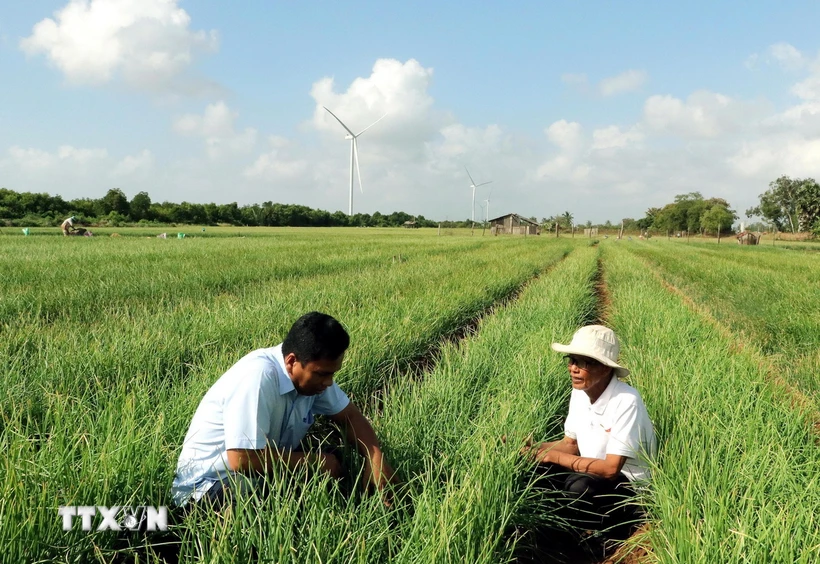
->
(564, 376, 656, 483)
(171, 344, 350, 506)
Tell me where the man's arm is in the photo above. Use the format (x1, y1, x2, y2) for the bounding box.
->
(524, 435, 580, 458)
(329, 402, 397, 493)
(226, 447, 341, 477)
(532, 438, 627, 480)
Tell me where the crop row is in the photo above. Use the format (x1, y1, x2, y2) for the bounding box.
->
(624, 241, 820, 403)
(603, 243, 820, 563)
(0, 233, 491, 322)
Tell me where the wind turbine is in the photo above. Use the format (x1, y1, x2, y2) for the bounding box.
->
(483, 187, 493, 223)
(323, 107, 386, 216)
(465, 166, 492, 228)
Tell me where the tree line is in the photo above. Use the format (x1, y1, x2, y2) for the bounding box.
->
(636, 192, 738, 236)
(0, 188, 441, 228)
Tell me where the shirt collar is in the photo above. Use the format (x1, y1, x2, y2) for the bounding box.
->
(591, 374, 619, 415)
(272, 344, 295, 395)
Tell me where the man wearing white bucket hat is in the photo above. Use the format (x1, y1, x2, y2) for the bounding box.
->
(524, 324, 656, 537)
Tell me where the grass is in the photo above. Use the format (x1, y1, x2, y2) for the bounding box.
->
(624, 240, 820, 404)
(603, 242, 820, 563)
(0, 230, 583, 562)
(3, 228, 820, 562)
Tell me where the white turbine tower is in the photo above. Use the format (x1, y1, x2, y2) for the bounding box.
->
(465, 166, 492, 228)
(483, 187, 493, 223)
(323, 107, 386, 216)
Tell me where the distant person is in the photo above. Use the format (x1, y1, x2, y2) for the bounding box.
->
(522, 325, 656, 539)
(61, 216, 77, 236)
(172, 312, 397, 509)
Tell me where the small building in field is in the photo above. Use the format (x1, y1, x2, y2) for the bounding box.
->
(736, 231, 759, 245)
(488, 213, 540, 235)
(402, 220, 419, 229)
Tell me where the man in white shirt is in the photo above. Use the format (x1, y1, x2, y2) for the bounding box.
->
(172, 312, 396, 508)
(523, 325, 656, 538)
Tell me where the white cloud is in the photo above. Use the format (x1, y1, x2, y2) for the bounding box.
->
(310, 58, 446, 154)
(643, 91, 758, 138)
(729, 135, 820, 178)
(792, 76, 820, 101)
(592, 125, 644, 150)
(244, 137, 307, 180)
(769, 43, 807, 71)
(562, 69, 646, 96)
(546, 120, 584, 151)
(7, 146, 56, 170)
(112, 149, 153, 176)
(744, 53, 759, 70)
(6, 144, 107, 170)
(20, 0, 218, 92)
(173, 101, 257, 158)
(599, 70, 647, 96)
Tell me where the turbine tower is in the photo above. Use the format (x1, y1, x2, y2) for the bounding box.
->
(465, 166, 492, 228)
(323, 107, 386, 216)
(483, 187, 493, 223)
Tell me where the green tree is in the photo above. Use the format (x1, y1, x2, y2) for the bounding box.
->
(99, 188, 130, 216)
(129, 191, 151, 221)
(796, 178, 820, 233)
(746, 176, 799, 232)
(701, 204, 737, 235)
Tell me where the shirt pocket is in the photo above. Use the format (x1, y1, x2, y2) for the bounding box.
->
(289, 409, 315, 447)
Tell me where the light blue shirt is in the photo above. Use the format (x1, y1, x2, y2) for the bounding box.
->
(171, 344, 350, 506)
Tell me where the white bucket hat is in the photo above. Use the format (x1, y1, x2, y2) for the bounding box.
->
(551, 325, 630, 378)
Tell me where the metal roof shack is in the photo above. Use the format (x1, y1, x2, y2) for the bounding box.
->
(488, 213, 540, 235)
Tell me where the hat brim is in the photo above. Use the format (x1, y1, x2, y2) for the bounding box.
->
(551, 343, 630, 378)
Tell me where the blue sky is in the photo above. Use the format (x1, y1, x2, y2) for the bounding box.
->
(2, 1, 820, 223)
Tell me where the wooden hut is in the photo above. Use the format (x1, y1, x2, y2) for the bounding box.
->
(736, 231, 759, 245)
(488, 214, 540, 235)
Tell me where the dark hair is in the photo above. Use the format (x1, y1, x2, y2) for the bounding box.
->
(282, 312, 350, 364)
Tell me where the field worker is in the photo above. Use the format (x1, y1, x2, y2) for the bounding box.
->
(61, 216, 77, 236)
(172, 312, 397, 509)
(523, 325, 656, 538)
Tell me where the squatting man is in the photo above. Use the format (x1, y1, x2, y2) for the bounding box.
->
(522, 325, 657, 538)
(172, 312, 397, 509)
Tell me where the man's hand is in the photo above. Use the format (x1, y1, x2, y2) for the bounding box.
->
(310, 451, 342, 479)
(226, 447, 342, 478)
(329, 402, 399, 507)
(361, 454, 399, 506)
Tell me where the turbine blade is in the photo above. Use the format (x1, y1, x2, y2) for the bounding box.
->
(477, 180, 493, 187)
(464, 166, 476, 186)
(354, 138, 363, 193)
(487, 187, 493, 200)
(323, 106, 356, 137)
(356, 112, 387, 137)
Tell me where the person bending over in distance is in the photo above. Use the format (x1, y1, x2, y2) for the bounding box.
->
(522, 325, 656, 538)
(172, 312, 397, 509)
(61, 216, 77, 236)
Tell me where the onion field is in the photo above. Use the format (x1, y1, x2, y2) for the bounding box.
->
(1, 229, 818, 563)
